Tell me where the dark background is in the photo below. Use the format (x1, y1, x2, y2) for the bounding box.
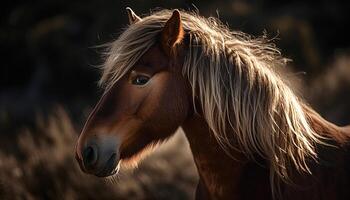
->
(1, 0, 350, 199)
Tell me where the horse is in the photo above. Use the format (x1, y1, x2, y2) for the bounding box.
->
(75, 8, 350, 200)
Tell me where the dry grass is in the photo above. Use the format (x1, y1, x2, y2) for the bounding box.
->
(0, 108, 198, 200)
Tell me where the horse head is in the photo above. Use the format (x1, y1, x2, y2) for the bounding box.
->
(75, 9, 191, 177)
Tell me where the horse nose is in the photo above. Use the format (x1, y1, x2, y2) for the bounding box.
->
(76, 135, 120, 177)
(82, 145, 98, 170)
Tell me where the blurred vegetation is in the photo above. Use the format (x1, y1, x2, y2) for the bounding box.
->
(0, 108, 197, 199)
(1, 0, 350, 199)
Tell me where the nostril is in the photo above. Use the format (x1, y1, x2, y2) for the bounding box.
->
(82, 145, 98, 169)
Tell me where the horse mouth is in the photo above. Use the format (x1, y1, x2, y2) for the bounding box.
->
(95, 153, 118, 177)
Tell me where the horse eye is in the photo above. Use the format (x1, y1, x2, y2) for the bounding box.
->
(132, 75, 150, 85)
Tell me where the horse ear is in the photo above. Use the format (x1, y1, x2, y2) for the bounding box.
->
(126, 7, 141, 24)
(161, 10, 185, 57)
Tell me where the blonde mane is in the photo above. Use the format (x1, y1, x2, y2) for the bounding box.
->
(99, 9, 325, 194)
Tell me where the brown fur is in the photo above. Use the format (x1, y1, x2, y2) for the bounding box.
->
(183, 108, 350, 200)
(76, 9, 350, 199)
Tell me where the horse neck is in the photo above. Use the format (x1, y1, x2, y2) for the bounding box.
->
(181, 115, 249, 199)
(181, 104, 350, 199)
(302, 103, 350, 145)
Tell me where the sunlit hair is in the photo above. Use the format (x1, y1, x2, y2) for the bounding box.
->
(99, 9, 325, 196)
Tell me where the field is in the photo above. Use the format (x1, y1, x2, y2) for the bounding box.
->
(0, 108, 198, 199)
(1, 0, 350, 199)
